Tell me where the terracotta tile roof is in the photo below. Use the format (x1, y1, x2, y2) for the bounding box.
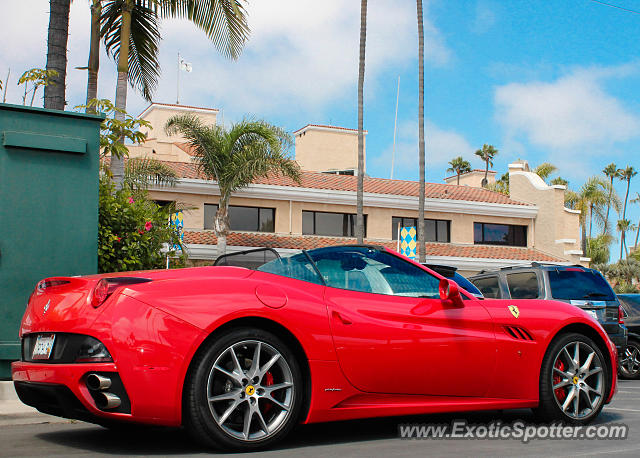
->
(184, 231, 564, 262)
(158, 160, 530, 206)
(293, 124, 367, 134)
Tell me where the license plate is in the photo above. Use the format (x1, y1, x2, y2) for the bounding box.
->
(586, 310, 598, 320)
(32, 334, 56, 360)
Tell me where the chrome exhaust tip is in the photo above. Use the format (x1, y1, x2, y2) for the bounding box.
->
(95, 392, 121, 410)
(87, 373, 112, 391)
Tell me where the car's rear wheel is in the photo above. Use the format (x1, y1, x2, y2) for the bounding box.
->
(184, 328, 303, 451)
(535, 333, 608, 424)
(620, 339, 640, 379)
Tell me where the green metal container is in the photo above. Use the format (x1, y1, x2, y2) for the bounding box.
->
(0, 103, 103, 379)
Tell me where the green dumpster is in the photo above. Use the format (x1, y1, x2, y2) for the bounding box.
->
(0, 103, 103, 379)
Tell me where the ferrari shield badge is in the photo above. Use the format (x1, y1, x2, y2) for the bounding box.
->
(508, 305, 520, 318)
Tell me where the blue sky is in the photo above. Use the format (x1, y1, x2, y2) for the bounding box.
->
(1, 0, 639, 251)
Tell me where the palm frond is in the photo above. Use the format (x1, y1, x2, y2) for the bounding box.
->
(159, 0, 250, 59)
(101, 0, 161, 101)
(124, 157, 177, 190)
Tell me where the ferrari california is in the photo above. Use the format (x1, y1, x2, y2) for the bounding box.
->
(12, 245, 617, 450)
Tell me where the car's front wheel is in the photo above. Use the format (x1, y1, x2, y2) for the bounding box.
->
(535, 333, 608, 424)
(184, 328, 303, 451)
(620, 339, 640, 379)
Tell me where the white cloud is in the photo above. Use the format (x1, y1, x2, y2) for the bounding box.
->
(494, 65, 640, 150)
(157, 0, 451, 118)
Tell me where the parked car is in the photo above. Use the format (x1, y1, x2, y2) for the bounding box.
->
(423, 264, 484, 298)
(469, 263, 627, 354)
(13, 246, 617, 451)
(617, 294, 640, 379)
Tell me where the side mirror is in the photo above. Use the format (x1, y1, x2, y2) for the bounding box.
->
(439, 278, 464, 306)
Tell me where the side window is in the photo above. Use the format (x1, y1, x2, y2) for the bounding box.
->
(506, 272, 539, 299)
(472, 276, 501, 299)
(257, 253, 324, 285)
(310, 248, 440, 298)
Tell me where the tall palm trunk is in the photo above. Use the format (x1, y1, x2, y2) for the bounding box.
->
(417, 0, 425, 263)
(85, 0, 101, 112)
(356, 0, 367, 244)
(44, 0, 71, 109)
(581, 218, 587, 256)
(456, 173, 460, 185)
(215, 193, 231, 257)
(635, 220, 640, 250)
(589, 204, 593, 239)
(621, 178, 632, 259)
(604, 176, 614, 235)
(111, 1, 133, 188)
(483, 160, 489, 187)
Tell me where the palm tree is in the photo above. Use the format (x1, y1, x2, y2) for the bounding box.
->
(586, 234, 613, 265)
(618, 219, 633, 259)
(533, 162, 557, 182)
(618, 166, 637, 258)
(105, 0, 250, 188)
(602, 163, 619, 234)
(85, 0, 102, 112)
(565, 177, 612, 254)
(44, 0, 71, 109)
(474, 144, 498, 187)
(447, 156, 471, 185)
(417, 0, 426, 263)
(356, 0, 367, 244)
(165, 114, 301, 256)
(631, 192, 640, 251)
(550, 176, 568, 187)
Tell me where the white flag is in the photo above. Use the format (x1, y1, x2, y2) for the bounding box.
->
(180, 59, 192, 72)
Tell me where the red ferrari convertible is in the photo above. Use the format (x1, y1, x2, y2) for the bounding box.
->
(13, 245, 617, 450)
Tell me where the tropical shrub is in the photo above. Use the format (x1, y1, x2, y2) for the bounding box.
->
(98, 175, 182, 273)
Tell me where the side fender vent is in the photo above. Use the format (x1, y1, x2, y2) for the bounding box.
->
(504, 325, 534, 341)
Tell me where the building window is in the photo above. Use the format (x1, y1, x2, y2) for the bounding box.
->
(204, 204, 275, 232)
(302, 211, 366, 237)
(391, 217, 450, 242)
(474, 222, 527, 247)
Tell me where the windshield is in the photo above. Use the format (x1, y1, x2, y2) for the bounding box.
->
(548, 268, 616, 301)
(452, 273, 483, 297)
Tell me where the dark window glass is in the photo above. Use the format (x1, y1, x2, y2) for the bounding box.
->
(472, 276, 501, 299)
(452, 272, 483, 297)
(229, 206, 259, 231)
(474, 222, 527, 247)
(303, 211, 366, 237)
(507, 272, 539, 299)
(548, 269, 616, 301)
(258, 253, 324, 285)
(204, 204, 274, 232)
(391, 217, 450, 242)
(436, 220, 449, 243)
(259, 208, 275, 232)
(308, 246, 440, 297)
(204, 203, 218, 230)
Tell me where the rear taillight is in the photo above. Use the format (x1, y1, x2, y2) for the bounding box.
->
(619, 305, 625, 324)
(91, 279, 110, 308)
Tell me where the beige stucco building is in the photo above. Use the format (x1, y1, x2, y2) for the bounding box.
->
(127, 103, 586, 275)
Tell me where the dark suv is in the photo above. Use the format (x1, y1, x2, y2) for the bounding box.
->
(469, 263, 627, 353)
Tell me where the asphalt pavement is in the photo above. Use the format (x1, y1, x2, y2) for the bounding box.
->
(2, 380, 640, 457)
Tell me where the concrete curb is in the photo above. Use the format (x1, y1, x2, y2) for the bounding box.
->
(0, 381, 18, 401)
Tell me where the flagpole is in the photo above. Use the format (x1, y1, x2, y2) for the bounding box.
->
(176, 52, 180, 104)
(390, 75, 400, 180)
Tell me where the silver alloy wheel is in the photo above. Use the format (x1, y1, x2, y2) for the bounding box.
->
(206, 340, 294, 442)
(551, 341, 604, 419)
(620, 342, 640, 378)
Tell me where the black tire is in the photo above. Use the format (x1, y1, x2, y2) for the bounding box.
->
(184, 327, 303, 451)
(534, 332, 609, 425)
(619, 339, 640, 380)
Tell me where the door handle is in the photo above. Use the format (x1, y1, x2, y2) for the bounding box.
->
(332, 311, 352, 325)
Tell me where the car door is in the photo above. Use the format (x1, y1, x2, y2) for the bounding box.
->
(309, 247, 496, 397)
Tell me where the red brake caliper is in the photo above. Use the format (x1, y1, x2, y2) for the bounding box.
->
(553, 359, 567, 402)
(263, 371, 274, 414)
